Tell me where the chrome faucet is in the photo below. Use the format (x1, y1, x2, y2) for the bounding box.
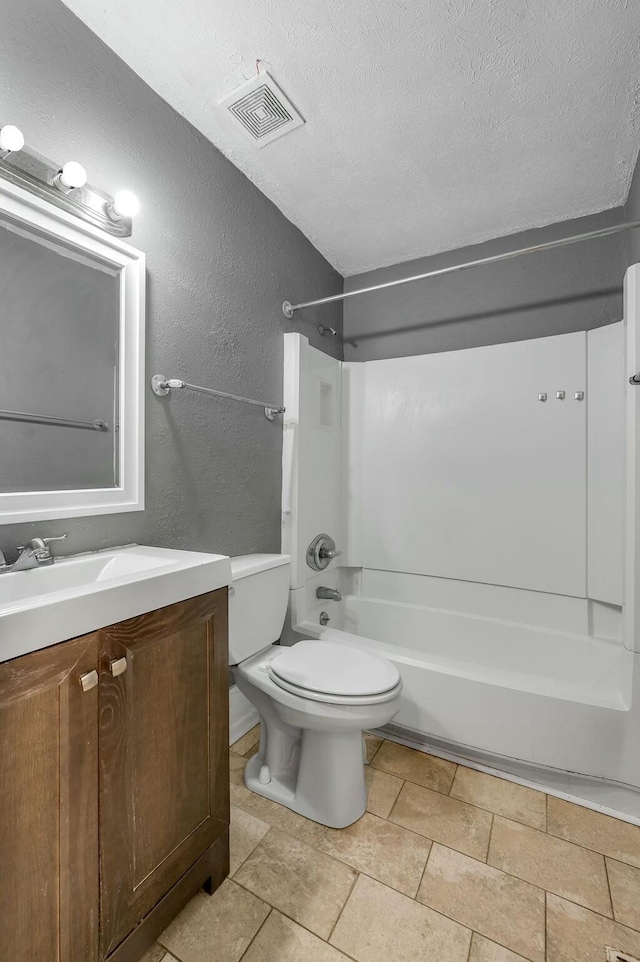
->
(316, 586, 342, 602)
(0, 534, 67, 573)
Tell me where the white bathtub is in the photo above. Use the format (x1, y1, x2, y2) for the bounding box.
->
(290, 581, 640, 812)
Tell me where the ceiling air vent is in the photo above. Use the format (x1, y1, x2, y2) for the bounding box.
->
(219, 72, 305, 147)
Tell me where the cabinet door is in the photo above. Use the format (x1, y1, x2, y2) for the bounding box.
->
(99, 589, 229, 957)
(0, 634, 99, 962)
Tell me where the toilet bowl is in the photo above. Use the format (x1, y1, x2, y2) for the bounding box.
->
(229, 554, 402, 828)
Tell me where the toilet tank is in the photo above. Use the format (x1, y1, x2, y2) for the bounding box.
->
(228, 554, 291, 665)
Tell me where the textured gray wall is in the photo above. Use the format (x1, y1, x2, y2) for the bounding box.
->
(343, 209, 626, 361)
(626, 152, 640, 266)
(0, 0, 342, 561)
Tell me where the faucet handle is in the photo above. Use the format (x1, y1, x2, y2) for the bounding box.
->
(17, 534, 67, 551)
(320, 546, 341, 561)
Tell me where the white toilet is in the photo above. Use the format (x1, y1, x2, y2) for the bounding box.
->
(229, 553, 402, 828)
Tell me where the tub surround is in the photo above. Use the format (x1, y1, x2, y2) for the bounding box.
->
(282, 323, 640, 817)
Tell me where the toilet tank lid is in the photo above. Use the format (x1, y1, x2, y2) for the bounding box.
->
(230, 554, 291, 581)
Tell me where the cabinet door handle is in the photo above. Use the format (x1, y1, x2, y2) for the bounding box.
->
(110, 657, 128, 677)
(79, 670, 99, 692)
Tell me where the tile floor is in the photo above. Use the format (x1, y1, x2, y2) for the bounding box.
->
(143, 729, 640, 962)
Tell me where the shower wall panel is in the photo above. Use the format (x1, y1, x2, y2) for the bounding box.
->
(355, 332, 588, 597)
(587, 322, 624, 606)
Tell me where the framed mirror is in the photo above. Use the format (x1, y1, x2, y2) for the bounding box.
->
(0, 175, 145, 523)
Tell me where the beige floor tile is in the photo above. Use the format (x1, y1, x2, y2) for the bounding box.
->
(546, 892, 640, 962)
(230, 751, 251, 806)
(139, 946, 171, 962)
(230, 804, 270, 875)
(231, 724, 261, 757)
(488, 815, 612, 916)
(547, 796, 640, 869)
(159, 879, 269, 962)
(321, 811, 431, 897)
(450, 767, 546, 830)
(242, 910, 352, 962)
(418, 843, 545, 962)
(365, 766, 404, 819)
(371, 740, 457, 793)
(469, 933, 530, 962)
(390, 780, 493, 860)
(330, 873, 471, 962)
(607, 858, 640, 930)
(364, 732, 384, 763)
(237, 789, 327, 846)
(233, 828, 357, 939)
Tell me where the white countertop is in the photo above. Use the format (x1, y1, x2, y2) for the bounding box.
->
(0, 544, 232, 662)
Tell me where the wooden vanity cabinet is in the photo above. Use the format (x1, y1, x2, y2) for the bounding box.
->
(0, 631, 100, 962)
(0, 588, 229, 962)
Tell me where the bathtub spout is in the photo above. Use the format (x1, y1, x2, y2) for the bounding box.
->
(316, 586, 342, 602)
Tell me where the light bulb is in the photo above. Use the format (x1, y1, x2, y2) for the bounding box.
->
(0, 125, 25, 154)
(112, 190, 140, 218)
(58, 161, 87, 189)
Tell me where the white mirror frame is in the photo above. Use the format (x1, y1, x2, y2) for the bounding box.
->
(0, 175, 145, 523)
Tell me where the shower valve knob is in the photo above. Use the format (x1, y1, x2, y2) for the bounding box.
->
(306, 534, 341, 571)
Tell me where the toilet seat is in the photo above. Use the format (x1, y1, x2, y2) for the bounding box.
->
(269, 640, 401, 706)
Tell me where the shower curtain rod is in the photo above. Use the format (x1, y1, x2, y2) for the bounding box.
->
(282, 219, 640, 318)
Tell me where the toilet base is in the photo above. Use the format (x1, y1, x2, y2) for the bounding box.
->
(244, 727, 367, 828)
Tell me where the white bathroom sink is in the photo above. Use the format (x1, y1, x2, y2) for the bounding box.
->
(0, 544, 232, 662)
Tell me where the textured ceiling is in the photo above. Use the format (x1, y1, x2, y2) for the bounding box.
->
(61, 0, 640, 276)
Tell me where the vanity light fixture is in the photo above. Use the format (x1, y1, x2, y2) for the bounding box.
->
(52, 161, 88, 193)
(0, 120, 134, 236)
(0, 125, 25, 158)
(106, 189, 140, 221)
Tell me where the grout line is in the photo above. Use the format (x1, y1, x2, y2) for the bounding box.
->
(416, 839, 630, 933)
(231, 806, 637, 931)
(237, 780, 628, 932)
(413, 838, 435, 899)
(231, 876, 355, 949)
(448, 763, 460, 795)
(465, 929, 474, 962)
(475, 809, 636, 868)
(380, 729, 640, 828)
(229, 823, 273, 880)
(236, 906, 272, 962)
(604, 856, 616, 921)
(367, 735, 385, 767)
(544, 888, 548, 962)
(485, 813, 495, 863)
(327, 869, 361, 943)
(545, 792, 548, 833)
(157, 937, 187, 962)
(372, 757, 546, 825)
